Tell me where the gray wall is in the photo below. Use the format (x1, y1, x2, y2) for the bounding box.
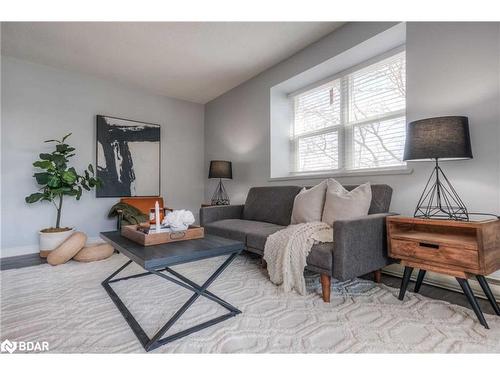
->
(1, 57, 205, 254)
(205, 22, 500, 221)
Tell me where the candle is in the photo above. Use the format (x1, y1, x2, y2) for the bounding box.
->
(155, 201, 161, 233)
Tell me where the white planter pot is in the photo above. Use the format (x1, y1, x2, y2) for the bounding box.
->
(39, 228, 75, 257)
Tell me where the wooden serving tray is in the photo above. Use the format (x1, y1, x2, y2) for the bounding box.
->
(121, 224, 204, 246)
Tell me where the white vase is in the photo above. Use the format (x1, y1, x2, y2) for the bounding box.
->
(39, 228, 75, 258)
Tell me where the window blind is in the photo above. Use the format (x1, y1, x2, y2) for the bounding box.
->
(293, 80, 341, 137)
(292, 50, 406, 173)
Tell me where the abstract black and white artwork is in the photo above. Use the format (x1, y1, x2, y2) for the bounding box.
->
(96, 115, 160, 197)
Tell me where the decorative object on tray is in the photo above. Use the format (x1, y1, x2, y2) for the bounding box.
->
(403, 116, 472, 221)
(162, 209, 195, 231)
(25, 133, 102, 257)
(208, 160, 232, 205)
(96, 115, 160, 198)
(121, 209, 200, 246)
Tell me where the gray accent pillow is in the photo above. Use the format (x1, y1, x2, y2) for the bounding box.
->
(291, 180, 327, 224)
(322, 180, 372, 225)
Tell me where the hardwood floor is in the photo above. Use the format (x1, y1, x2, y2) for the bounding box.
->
(1, 253, 497, 315)
(0, 253, 47, 270)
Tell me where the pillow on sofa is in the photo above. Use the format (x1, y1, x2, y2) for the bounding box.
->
(322, 179, 372, 225)
(291, 180, 327, 224)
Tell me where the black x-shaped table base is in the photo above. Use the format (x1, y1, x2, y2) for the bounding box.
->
(101, 253, 241, 352)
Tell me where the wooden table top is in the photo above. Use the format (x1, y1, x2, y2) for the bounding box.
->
(100, 231, 244, 270)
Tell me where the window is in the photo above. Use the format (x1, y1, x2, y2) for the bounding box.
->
(292, 51, 406, 174)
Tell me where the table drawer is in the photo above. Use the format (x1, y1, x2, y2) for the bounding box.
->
(390, 238, 479, 270)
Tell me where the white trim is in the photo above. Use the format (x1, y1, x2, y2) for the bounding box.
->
(0, 237, 104, 258)
(269, 165, 413, 182)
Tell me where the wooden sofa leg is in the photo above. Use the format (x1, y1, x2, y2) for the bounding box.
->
(261, 258, 267, 269)
(374, 269, 382, 283)
(320, 274, 331, 303)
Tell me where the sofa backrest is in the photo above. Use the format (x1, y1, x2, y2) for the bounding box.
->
(243, 186, 302, 226)
(243, 183, 393, 225)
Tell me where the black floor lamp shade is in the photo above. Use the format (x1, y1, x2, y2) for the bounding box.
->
(209, 160, 232, 205)
(404, 116, 472, 221)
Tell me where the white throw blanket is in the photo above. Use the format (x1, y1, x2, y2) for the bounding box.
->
(263, 222, 333, 295)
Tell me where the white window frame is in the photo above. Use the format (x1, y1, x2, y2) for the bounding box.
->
(289, 46, 407, 176)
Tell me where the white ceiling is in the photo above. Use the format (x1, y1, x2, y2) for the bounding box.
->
(1, 22, 344, 103)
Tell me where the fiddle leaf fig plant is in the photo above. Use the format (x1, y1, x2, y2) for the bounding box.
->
(25, 133, 102, 230)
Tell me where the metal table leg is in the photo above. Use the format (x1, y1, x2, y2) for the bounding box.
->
(101, 252, 241, 352)
(476, 275, 500, 316)
(414, 269, 427, 293)
(456, 277, 489, 329)
(398, 266, 414, 300)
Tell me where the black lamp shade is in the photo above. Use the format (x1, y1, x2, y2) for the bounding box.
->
(209, 160, 232, 179)
(403, 116, 473, 161)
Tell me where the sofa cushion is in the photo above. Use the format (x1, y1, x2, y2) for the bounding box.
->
(291, 180, 327, 224)
(204, 219, 281, 243)
(246, 225, 285, 250)
(306, 242, 333, 271)
(344, 184, 392, 214)
(322, 180, 372, 225)
(243, 186, 302, 226)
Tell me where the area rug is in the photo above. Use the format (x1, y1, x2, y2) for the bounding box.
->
(1, 253, 500, 353)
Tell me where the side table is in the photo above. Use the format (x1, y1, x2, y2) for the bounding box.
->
(387, 216, 500, 329)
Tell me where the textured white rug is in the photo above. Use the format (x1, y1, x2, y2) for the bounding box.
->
(1, 253, 500, 353)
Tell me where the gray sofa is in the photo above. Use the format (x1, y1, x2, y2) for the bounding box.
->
(200, 184, 394, 302)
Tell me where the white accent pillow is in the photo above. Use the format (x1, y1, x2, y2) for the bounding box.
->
(321, 180, 372, 225)
(290, 180, 327, 224)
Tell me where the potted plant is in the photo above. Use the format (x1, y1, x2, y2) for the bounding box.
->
(25, 133, 102, 257)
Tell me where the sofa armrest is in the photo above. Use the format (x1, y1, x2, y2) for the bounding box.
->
(199, 205, 244, 226)
(332, 213, 396, 281)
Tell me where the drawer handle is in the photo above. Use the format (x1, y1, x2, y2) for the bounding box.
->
(419, 242, 439, 249)
(170, 231, 186, 240)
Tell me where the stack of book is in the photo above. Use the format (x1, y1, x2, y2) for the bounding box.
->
(136, 224, 173, 234)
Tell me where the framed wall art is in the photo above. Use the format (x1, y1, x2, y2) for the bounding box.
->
(96, 115, 160, 197)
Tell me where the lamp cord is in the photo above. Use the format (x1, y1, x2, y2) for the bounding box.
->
(467, 212, 500, 219)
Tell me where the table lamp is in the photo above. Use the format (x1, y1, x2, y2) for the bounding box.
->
(209, 160, 232, 205)
(403, 116, 473, 221)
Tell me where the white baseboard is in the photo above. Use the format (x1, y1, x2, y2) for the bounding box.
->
(383, 264, 500, 303)
(0, 237, 104, 258)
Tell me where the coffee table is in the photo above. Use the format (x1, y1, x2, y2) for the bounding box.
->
(100, 231, 244, 352)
